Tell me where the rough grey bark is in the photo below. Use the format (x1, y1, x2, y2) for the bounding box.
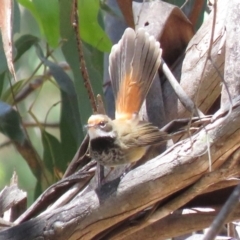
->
(221, 0, 240, 108)
(1, 99, 240, 240)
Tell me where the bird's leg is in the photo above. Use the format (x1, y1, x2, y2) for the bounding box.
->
(96, 164, 116, 188)
(96, 162, 105, 188)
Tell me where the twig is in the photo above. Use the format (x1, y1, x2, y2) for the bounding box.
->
(22, 122, 59, 128)
(63, 134, 91, 178)
(161, 59, 204, 117)
(0, 140, 12, 149)
(203, 183, 240, 240)
(14, 62, 70, 104)
(199, 0, 232, 111)
(71, 0, 97, 113)
(96, 94, 106, 115)
(203, 146, 240, 240)
(18, 48, 57, 92)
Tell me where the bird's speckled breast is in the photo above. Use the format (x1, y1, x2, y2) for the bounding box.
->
(89, 137, 125, 166)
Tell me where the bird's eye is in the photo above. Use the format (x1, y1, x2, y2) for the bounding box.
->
(99, 121, 106, 128)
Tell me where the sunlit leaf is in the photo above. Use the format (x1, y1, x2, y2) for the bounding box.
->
(32, 0, 59, 47)
(79, 0, 112, 52)
(17, 0, 59, 47)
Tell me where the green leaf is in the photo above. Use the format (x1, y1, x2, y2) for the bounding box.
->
(0, 34, 39, 75)
(60, 0, 104, 125)
(1, 35, 39, 104)
(0, 101, 26, 143)
(32, 0, 59, 47)
(79, 0, 112, 52)
(0, 35, 38, 103)
(0, 73, 5, 96)
(13, 0, 21, 34)
(36, 44, 83, 162)
(17, 0, 35, 13)
(59, 0, 92, 125)
(83, 43, 104, 101)
(166, 0, 186, 7)
(17, 0, 60, 47)
(42, 130, 64, 175)
(99, 0, 123, 19)
(34, 180, 43, 199)
(0, 39, 8, 74)
(15, 35, 39, 62)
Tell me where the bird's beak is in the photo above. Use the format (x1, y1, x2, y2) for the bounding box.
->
(84, 124, 94, 135)
(86, 124, 94, 129)
(87, 124, 99, 139)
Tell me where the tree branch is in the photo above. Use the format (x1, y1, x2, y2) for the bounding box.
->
(1, 100, 240, 240)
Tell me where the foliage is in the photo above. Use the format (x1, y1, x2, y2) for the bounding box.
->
(0, 0, 111, 202)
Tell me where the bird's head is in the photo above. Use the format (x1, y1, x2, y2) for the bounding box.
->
(87, 114, 116, 140)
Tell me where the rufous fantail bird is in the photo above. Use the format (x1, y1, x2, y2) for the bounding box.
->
(87, 28, 167, 166)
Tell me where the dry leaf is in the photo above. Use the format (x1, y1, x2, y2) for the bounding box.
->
(0, 0, 17, 81)
(133, 1, 194, 66)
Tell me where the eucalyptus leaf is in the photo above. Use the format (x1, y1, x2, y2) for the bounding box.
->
(0, 73, 5, 96)
(0, 101, 25, 143)
(42, 130, 64, 175)
(32, 0, 59, 47)
(0, 40, 8, 74)
(36, 44, 83, 162)
(15, 34, 39, 61)
(79, 0, 112, 52)
(59, 0, 104, 125)
(17, 0, 59, 47)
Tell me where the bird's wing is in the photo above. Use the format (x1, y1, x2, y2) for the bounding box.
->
(120, 122, 168, 148)
(109, 28, 162, 120)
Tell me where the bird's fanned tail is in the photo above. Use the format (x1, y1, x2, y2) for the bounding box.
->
(109, 28, 162, 120)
